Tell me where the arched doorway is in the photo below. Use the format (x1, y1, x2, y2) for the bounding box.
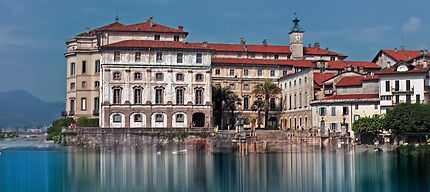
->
(320, 120, 326, 134)
(192, 113, 205, 127)
(268, 117, 278, 129)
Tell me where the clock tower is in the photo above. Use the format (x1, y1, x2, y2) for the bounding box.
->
(289, 15, 304, 60)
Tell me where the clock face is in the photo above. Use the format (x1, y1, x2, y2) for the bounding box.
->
(295, 35, 301, 41)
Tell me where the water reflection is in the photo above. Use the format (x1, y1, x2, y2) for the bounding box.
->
(1, 145, 430, 192)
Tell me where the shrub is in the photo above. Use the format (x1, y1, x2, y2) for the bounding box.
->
(77, 117, 99, 127)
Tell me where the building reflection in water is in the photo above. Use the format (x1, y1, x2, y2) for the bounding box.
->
(62, 145, 430, 192)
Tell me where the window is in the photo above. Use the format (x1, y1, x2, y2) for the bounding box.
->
(229, 84, 235, 90)
(354, 115, 360, 121)
(70, 83, 75, 90)
(176, 89, 184, 104)
(177, 53, 183, 63)
(113, 72, 121, 80)
(343, 107, 349, 115)
(134, 114, 142, 122)
(82, 81, 86, 88)
(215, 69, 220, 75)
(395, 80, 399, 91)
(243, 118, 250, 125)
(331, 107, 336, 116)
(395, 95, 400, 104)
(95, 60, 100, 73)
(113, 88, 121, 104)
(299, 93, 302, 107)
(270, 70, 275, 77)
(249, 54, 255, 58)
(230, 69, 234, 76)
(70, 100, 75, 114)
(263, 54, 267, 58)
(134, 89, 142, 104)
(244, 84, 249, 90)
(319, 107, 326, 116)
(406, 80, 411, 91)
(330, 56, 335, 61)
(243, 97, 249, 110)
(135, 52, 141, 62)
(356, 88, 360, 93)
(237, 53, 242, 58)
(134, 72, 142, 80)
(174, 35, 179, 41)
(176, 114, 184, 122)
(304, 77, 307, 83)
(406, 94, 411, 103)
(195, 89, 203, 105)
(258, 69, 262, 76)
(374, 104, 378, 109)
(283, 70, 288, 76)
(113, 114, 121, 122)
(330, 123, 337, 130)
(154, 34, 160, 41)
(244, 69, 248, 76)
(155, 114, 163, 122)
(94, 97, 99, 115)
(81, 98, 86, 111)
(95, 81, 100, 88)
(70, 63, 75, 75)
(196, 53, 202, 63)
(196, 74, 203, 81)
(156, 52, 163, 62)
(82, 61, 86, 74)
(385, 81, 390, 92)
(155, 89, 163, 104)
(176, 73, 184, 81)
(355, 104, 359, 110)
(270, 98, 276, 110)
(274, 54, 279, 59)
(114, 52, 120, 62)
(416, 94, 421, 103)
(155, 73, 163, 80)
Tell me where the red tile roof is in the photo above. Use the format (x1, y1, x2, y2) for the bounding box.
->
(77, 20, 187, 37)
(313, 73, 335, 88)
(101, 40, 213, 50)
(211, 58, 316, 68)
(304, 48, 347, 57)
(335, 76, 363, 87)
(381, 49, 426, 61)
(377, 65, 430, 75)
(207, 43, 245, 52)
(323, 94, 379, 100)
(327, 61, 381, 70)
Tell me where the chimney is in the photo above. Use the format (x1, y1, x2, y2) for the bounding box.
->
(240, 37, 246, 45)
(308, 44, 311, 48)
(135, 26, 139, 31)
(394, 48, 397, 53)
(401, 45, 405, 51)
(325, 48, 329, 54)
(178, 25, 183, 31)
(115, 16, 119, 23)
(149, 16, 153, 28)
(314, 42, 320, 49)
(86, 27, 90, 34)
(262, 39, 267, 46)
(203, 41, 208, 47)
(408, 56, 411, 60)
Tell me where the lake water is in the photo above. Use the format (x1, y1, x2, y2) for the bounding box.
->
(0, 142, 429, 192)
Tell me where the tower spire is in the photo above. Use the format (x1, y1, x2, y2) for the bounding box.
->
(291, 12, 303, 33)
(115, 8, 119, 23)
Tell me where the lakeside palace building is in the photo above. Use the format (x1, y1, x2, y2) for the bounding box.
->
(65, 16, 430, 132)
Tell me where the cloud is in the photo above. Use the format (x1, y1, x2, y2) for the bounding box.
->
(402, 17, 422, 33)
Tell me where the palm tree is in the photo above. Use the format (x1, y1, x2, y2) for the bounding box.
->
(212, 85, 241, 129)
(224, 93, 241, 129)
(252, 79, 281, 129)
(251, 99, 265, 129)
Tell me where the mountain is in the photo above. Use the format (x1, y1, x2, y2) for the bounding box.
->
(0, 90, 65, 128)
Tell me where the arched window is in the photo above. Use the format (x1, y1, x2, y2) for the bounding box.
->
(113, 114, 121, 122)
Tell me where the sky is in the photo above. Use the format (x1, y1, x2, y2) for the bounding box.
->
(0, 0, 429, 102)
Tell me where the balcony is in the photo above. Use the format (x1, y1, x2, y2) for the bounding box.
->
(391, 87, 414, 94)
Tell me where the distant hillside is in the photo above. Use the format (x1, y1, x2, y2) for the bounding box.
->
(0, 90, 64, 128)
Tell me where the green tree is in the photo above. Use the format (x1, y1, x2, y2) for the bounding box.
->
(48, 117, 75, 144)
(212, 85, 241, 129)
(251, 99, 265, 129)
(224, 93, 241, 128)
(252, 79, 281, 129)
(77, 117, 99, 127)
(382, 103, 429, 135)
(352, 116, 383, 135)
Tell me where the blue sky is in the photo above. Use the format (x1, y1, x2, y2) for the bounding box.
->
(0, 0, 428, 102)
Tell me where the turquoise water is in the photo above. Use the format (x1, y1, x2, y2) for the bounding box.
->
(0, 145, 429, 192)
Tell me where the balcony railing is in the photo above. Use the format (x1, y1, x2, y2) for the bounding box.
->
(391, 87, 414, 93)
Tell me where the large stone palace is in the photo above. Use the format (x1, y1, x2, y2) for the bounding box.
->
(65, 16, 430, 132)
